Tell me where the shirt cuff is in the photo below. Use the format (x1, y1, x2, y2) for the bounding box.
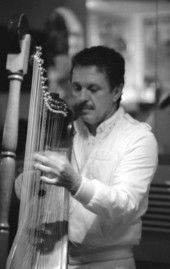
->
(73, 176, 95, 205)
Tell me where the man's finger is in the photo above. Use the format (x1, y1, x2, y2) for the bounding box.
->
(34, 163, 51, 173)
(40, 176, 60, 185)
(34, 153, 49, 164)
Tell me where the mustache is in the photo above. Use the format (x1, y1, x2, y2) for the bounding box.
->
(72, 102, 94, 119)
(75, 102, 94, 111)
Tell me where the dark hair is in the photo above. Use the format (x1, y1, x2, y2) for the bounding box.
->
(70, 46, 125, 107)
(71, 46, 125, 86)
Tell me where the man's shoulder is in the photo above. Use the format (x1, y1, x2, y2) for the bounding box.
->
(120, 110, 152, 133)
(118, 110, 157, 147)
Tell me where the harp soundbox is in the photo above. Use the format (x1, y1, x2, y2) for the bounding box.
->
(6, 47, 74, 268)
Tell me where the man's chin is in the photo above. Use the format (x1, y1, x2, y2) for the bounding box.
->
(81, 114, 95, 125)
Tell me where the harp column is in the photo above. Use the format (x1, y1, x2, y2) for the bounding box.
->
(0, 13, 31, 269)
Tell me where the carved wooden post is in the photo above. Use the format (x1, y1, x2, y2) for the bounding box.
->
(0, 13, 31, 269)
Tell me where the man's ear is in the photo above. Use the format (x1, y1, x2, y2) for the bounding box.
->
(113, 83, 124, 102)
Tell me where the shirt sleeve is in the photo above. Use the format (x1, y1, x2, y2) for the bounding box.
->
(74, 131, 158, 223)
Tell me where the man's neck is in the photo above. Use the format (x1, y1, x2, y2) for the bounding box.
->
(85, 123, 97, 136)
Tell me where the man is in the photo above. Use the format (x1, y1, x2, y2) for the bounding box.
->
(32, 46, 158, 268)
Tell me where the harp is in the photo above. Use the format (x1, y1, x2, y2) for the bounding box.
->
(6, 32, 73, 269)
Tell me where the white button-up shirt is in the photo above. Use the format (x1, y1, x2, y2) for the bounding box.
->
(69, 107, 158, 264)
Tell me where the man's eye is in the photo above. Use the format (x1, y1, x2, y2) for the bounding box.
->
(89, 87, 99, 93)
(72, 85, 81, 92)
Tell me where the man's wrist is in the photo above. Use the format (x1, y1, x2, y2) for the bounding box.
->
(69, 174, 82, 196)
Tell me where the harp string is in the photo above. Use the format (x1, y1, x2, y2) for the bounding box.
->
(20, 51, 44, 217)
(24, 54, 68, 266)
(18, 51, 47, 268)
(7, 48, 70, 269)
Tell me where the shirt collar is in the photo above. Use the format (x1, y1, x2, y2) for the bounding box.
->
(97, 106, 124, 135)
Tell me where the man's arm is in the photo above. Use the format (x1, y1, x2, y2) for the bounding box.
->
(33, 132, 158, 223)
(73, 131, 158, 223)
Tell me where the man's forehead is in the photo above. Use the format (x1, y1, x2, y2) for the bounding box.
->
(72, 65, 106, 80)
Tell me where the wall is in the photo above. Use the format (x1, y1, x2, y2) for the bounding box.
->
(0, 0, 86, 31)
(0, 0, 87, 131)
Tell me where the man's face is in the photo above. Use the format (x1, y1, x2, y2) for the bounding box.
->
(71, 66, 118, 128)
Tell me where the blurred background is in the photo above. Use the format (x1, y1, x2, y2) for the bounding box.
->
(0, 0, 170, 268)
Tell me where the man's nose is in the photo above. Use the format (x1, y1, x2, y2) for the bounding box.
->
(78, 87, 89, 101)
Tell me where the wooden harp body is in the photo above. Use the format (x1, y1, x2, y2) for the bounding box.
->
(6, 48, 73, 269)
(0, 13, 30, 269)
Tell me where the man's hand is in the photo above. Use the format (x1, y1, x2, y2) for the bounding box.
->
(33, 151, 82, 195)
